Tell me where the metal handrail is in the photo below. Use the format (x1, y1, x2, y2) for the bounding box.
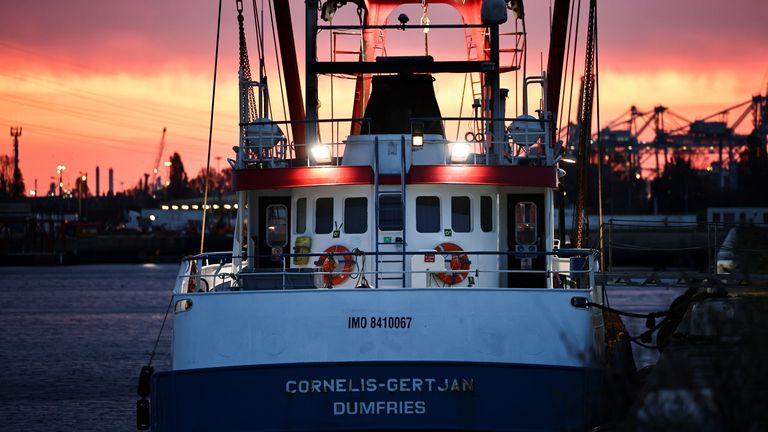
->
(178, 248, 598, 293)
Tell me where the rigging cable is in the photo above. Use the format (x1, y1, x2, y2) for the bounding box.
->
(557, 0, 577, 140)
(200, 0, 223, 254)
(267, 0, 292, 144)
(595, 0, 605, 274)
(564, 0, 582, 151)
(251, 0, 268, 117)
(572, 0, 596, 249)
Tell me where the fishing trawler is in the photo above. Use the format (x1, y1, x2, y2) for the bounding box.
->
(143, 0, 612, 430)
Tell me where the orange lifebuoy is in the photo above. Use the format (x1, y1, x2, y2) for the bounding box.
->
(433, 242, 471, 285)
(315, 245, 354, 286)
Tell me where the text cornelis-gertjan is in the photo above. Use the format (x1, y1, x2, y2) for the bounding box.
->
(285, 377, 476, 416)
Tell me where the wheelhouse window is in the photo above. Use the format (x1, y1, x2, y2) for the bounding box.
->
(295, 198, 307, 234)
(344, 197, 368, 233)
(416, 196, 440, 233)
(315, 198, 333, 234)
(481, 196, 493, 232)
(266, 204, 288, 248)
(451, 196, 471, 232)
(515, 202, 537, 245)
(378, 194, 403, 231)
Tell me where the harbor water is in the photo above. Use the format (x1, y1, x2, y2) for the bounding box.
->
(0, 264, 683, 431)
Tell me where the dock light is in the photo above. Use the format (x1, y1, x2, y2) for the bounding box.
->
(191, 205, 199, 210)
(450, 141, 471, 163)
(171, 205, 179, 210)
(81, 175, 87, 181)
(181, 205, 190, 210)
(234, 203, 239, 209)
(310, 144, 332, 164)
(635, 172, 641, 180)
(161, 205, 170, 210)
(411, 122, 424, 148)
(149, 214, 156, 221)
(213, 204, 220, 210)
(164, 161, 172, 167)
(224, 204, 232, 210)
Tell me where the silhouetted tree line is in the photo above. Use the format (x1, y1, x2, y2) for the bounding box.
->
(0, 155, 25, 200)
(126, 152, 232, 201)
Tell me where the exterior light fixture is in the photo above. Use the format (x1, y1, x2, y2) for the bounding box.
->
(181, 205, 190, 210)
(191, 205, 199, 210)
(411, 122, 424, 148)
(310, 144, 332, 164)
(560, 156, 577, 164)
(224, 204, 232, 210)
(171, 205, 179, 210)
(161, 205, 170, 210)
(450, 142, 471, 163)
(149, 214, 156, 221)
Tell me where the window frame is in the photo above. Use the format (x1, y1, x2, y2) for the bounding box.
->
(416, 195, 441, 233)
(295, 197, 307, 234)
(451, 196, 472, 233)
(265, 204, 289, 248)
(315, 197, 334, 234)
(480, 195, 493, 232)
(343, 197, 368, 234)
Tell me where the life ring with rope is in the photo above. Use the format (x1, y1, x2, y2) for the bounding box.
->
(315, 245, 354, 286)
(433, 242, 471, 285)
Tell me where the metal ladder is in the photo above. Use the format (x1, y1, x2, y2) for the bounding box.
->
(373, 136, 407, 288)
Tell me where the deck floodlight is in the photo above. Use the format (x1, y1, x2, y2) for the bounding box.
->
(450, 141, 471, 163)
(411, 122, 424, 148)
(310, 144, 332, 164)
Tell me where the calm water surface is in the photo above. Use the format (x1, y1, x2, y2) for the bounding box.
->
(0, 264, 175, 432)
(0, 264, 681, 431)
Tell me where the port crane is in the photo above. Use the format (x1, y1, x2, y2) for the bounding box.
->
(151, 127, 167, 196)
(596, 91, 767, 185)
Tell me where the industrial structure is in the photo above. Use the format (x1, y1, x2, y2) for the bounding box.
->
(584, 90, 768, 186)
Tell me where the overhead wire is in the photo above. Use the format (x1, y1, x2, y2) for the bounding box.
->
(0, 93, 224, 147)
(0, 117, 160, 155)
(0, 71, 236, 130)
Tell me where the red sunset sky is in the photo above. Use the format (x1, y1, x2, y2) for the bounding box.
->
(0, 0, 766, 195)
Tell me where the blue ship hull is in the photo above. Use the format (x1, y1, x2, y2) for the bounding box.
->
(151, 361, 605, 431)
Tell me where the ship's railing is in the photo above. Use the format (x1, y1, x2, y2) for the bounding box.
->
(236, 115, 556, 168)
(411, 116, 553, 166)
(175, 249, 598, 294)
(236, 118, 372, 168)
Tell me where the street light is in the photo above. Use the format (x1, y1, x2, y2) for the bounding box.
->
(56, 165, 67, 197)
(78, 172, 87, 219)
